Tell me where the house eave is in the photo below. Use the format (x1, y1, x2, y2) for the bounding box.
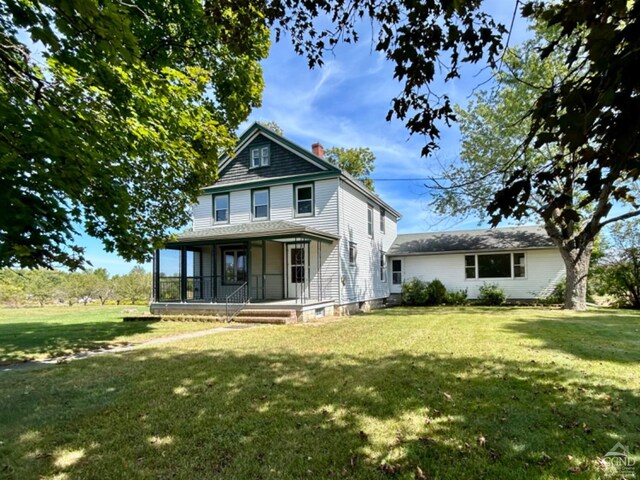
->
(386, 246, 557, 257)
(202, 171, 339, 194)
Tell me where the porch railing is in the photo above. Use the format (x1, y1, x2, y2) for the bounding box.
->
(225, 282, 248, 322)
(157, 275, 284, 303)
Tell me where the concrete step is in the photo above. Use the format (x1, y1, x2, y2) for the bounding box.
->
(236, 309, 296, 319)
(234, 316, 289, 325)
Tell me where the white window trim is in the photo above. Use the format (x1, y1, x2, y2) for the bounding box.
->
(464, 252, 527, 280)
(380, 251, 387, 282)
(213, 194, 229, 224)
(294, 184, 314, 218)
(367, 205, 374, 237)
(391, 259, 402, 285)
(260, 146, 270, 166)
(249, 145, 270, 169)
(380, 208, 386, 233)
(512, 252, 527, 279)
(252, 189, 270, 221)
(349, 242, 357, 266)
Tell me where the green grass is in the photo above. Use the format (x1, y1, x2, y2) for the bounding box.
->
(0, 305, 222, 364)
(1, 306, 639, 479)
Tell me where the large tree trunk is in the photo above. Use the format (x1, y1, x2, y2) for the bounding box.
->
(557, 242, 593, 311)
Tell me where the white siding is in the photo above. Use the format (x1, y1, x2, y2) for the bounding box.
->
(264, 241, 284, 299)
(338, 181, 397, 303)
(389, 249, 565, 299)
(230, 190, 251, 224)
(308, 241, 339, 301)
(270, 179, 339, 234)
(193, 195, 212, 229)
(191, 179, 339, 233)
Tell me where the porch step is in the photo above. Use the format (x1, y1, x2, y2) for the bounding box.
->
(238, 309, 296, 318)
(234, 309, 297, 324)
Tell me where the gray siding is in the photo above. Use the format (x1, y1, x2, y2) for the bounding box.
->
(215, 133, 324, 186)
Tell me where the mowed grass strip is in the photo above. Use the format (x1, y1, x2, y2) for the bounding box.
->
(0, 305, 222, 364)
(1, 307, 639, 479)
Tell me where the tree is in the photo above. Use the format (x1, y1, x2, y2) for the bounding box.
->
(483, 3, 640, 310)
(593, 220, 640, 309)
(0, 269, 25, 306)
(25, 269, 62, 306)
(91, 268, 113, 305)
(60, 271, 102, 305)
(268, 1, 640, 310)
(114, 266, 151, 304)
(325, 147, 376, 191)
(428, 28, 638, 310)
(1, 0, 269, 270)
(257, 121, 284, 136)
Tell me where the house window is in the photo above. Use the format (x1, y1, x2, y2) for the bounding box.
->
(513, 252, 526, 278)
(295, 184, 314, 217)
(349, 242, 357, 265)
(380, 208, 386, 233)
(465, 255, 476, 279)
(478, 253, 512, 278)
(290, 247, 305, 283)
(465, 253, 527, 279)
(367, 205, 374, 237)
(252, 189, 269, 220)
(392, 259, 402, 285)
(380, 251, 386, 282)
(213, 194, 229, 224)
(222, 248, 247, 284)
(250, 146, 270, 168)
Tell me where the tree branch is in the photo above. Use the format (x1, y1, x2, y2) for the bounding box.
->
(599, 210, 640, 229)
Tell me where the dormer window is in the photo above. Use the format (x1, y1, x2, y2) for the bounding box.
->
(250, 146, 270, 168)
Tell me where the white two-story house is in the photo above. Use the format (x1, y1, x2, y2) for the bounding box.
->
(151, 123, 400, 320)
(151, 123, 565, 320)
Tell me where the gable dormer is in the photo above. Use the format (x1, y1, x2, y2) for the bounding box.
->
(211, 123, 340, 188)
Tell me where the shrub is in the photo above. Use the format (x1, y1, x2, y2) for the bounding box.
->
(402, 279, 429, 305)
(425, 279, 447, 305)
(402, 279, 467, 306)
(445, 289, 468, 306)
(477, 283, 507, 306)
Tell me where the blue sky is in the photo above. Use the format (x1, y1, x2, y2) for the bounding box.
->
(79, 3, 533, 275)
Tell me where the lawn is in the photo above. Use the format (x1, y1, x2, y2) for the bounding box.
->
(1, 307, 639, 479)
(0, 305, 222, 364)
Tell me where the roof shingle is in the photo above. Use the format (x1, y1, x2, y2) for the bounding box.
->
(168, 220, 338, 244)
(388, 226, 555, 256)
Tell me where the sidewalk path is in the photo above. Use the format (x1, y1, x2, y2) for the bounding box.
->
(1, 324, 257, 373)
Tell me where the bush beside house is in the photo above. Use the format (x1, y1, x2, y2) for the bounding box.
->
(401, 279, 468, 306)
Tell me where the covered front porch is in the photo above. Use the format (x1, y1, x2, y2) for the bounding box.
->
(151, 221, 339, 312)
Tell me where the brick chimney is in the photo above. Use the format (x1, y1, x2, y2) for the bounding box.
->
(311, 142, 324, 159)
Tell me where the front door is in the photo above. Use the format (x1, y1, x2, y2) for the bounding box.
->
(286, 244, 307, 299)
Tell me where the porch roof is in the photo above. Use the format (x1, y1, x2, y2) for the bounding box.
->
(167, 220, 339, 246)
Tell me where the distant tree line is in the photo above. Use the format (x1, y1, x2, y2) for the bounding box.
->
(0, 266, 151, 307)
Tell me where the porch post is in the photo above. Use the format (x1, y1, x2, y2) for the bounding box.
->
(211, 244, 217, 302)
(153, 249, 160, 302)
(246, 241, 251, 301)
(262, 239, 266, 300)
(180, 246, 187, 302)
(317, 241, 321, 301)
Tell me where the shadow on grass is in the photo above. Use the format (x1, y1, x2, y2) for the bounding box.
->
(2, 348, 638, 479)
(504, 310, 640, 364)
(0, 320, 158, 364)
